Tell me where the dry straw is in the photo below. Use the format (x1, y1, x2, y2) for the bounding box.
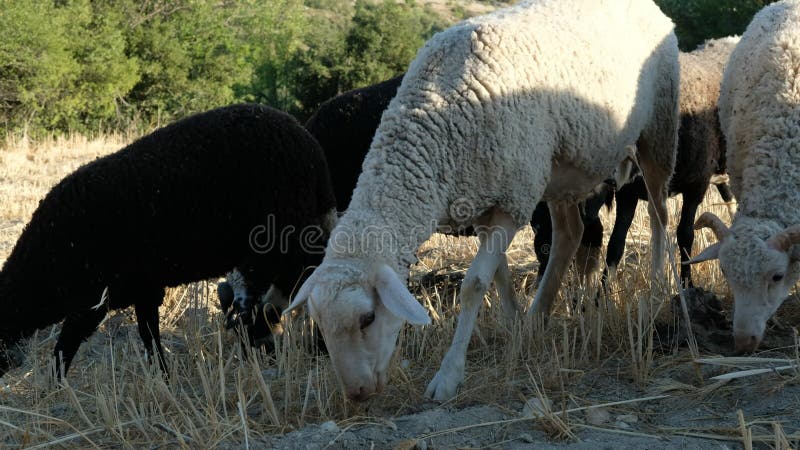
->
(0, 132, 797, 447)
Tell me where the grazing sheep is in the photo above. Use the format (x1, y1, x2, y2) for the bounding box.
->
(225, 75, 627, 350)
(0, 104, 336, 377)
(588, 36, 740, 288)
(284, 0, 679, 402)
(690, 0, 800, 353)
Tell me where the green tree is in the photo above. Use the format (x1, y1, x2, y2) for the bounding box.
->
(0, 1, 77, 133)
(236, 0, 309, 113)
(288, 0, 445, 120)
(58, 0, 139, 131)
(656, 0, 776, 50)
(341, 0, 444, 89)
(119, 0, 254, 126)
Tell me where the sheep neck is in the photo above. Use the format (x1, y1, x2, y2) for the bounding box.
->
(328, 194, 441, 274)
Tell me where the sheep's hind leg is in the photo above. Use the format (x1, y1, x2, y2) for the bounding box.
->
(495, 256, 519, 321)
(635, 136, 672, 283)
(527, 203, 583, 320)
(53, 308, 107, 379)
(425, 209, 518, 402)
(530, 202, 553, 287)
(134, 296, 168, 375)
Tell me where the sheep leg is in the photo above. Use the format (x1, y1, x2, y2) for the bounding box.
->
(494, 255, 519, 320)
(527, 203, 583, 318)
(715, 182, 736, 220)
(602, 185, 640, 283)
(715, 182, 734, 203)
(530, 202, 553, 287)
(425, 209, 518, 401)
(677, 189, 704, 288)
(134, 302, 167, 374)
(575, 196, 605, 308)
(53, 308, 107, 379)
(638, 160, 670, 282)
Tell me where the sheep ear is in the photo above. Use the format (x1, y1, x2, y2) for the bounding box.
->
(283, 273, 316, 316)
(686, 242, 722, 264)
(373, 264, 431, 325)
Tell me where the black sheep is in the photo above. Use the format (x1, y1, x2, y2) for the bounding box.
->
(0, 104, 336, 376)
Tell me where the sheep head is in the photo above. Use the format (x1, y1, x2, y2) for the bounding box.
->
(218, 270, 285, 349)
(691, 213, 800, 352)
(284, 262, 430, 401)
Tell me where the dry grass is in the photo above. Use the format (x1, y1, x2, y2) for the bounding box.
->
(1, 133, 798, 448)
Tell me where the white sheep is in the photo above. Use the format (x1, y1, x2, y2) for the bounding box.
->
(690, 0, 800, 353)
(285, 0, 679, 401)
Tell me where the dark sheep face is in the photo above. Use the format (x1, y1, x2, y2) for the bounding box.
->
(217, 270, 278, 349)
(218, 269, 266, 330)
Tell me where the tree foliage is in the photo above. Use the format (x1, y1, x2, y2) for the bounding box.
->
(0, 0, 782, 137)
(655, 0, 777, 50)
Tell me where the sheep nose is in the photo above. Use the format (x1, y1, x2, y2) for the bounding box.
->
(234, 296, 246, 308)
(346, 386, 372, 402)
(734, 334, 760, 354)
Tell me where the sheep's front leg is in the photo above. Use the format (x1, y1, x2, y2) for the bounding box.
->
(527, 203, 583, 318)
(54, 308, 107, 379)
(134, 302, 168, 374)
(425, 210, 518, 401)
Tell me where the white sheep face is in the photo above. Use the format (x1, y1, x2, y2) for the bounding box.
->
(695, 224, 799, 353)
(284, 263, 430, 401)
(717, 235, 799, 352)
(309, 284, 402, 401)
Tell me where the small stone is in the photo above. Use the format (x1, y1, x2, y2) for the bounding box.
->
(519, 433, 536, 443)
(585, 407, 611, 425)
(521, 397, 552, 419)
(615, 421, 631, 429)
(400, 359, 411, 370)
(616, 414, 638, 424)
(319, 420, 340, 433)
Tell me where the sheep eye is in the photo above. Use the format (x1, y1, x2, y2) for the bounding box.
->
(359, 311, 375, 330)
(772, 273, 784, 282)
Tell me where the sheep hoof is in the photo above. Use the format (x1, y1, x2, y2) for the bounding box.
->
(424, 366, 463, 402)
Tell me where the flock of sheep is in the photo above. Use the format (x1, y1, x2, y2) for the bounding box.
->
(1, 0, 799, 407)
